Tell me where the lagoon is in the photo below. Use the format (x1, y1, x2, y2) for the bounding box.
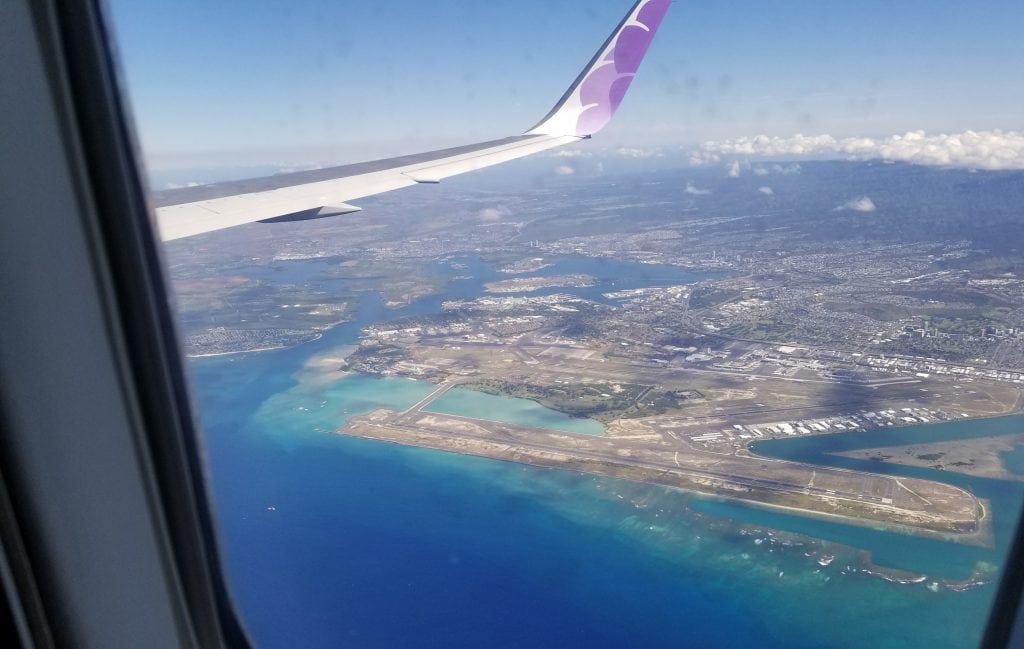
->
(187, 254, 1022, 648)
(426, 387, 605, 435)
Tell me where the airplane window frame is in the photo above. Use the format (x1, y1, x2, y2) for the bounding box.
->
(1, 0, 1023, 647)
(0, 0, 249, 646)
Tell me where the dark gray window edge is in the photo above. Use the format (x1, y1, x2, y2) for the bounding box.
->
(0, 0, 251, 646)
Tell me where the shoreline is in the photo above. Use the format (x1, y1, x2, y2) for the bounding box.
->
(186, 331, 329, 359)
(188, 345, 289, 359)
(404, 367, 1024, 439)
(338, 429, 995, 589)
(694, 490, 992, 547)
(338, 412, 987, 542)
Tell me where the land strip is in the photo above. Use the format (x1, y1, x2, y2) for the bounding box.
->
(338, 384, 985, 540)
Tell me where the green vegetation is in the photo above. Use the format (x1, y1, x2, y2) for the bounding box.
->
(925, 316, 993, 335)
(826, 302, 910, 322)
(459, 378, 702, 423)
(689, 287, 742, 309)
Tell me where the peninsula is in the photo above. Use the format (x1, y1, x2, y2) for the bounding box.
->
(338, 380, 985, 539)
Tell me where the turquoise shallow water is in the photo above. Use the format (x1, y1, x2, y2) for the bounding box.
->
(752, 417, 1024, 576)
(253, 374, 435, 443)
(426, 387, 605, 435)
(196, 358, 1016, 649)
(185, 255, 1024, 648)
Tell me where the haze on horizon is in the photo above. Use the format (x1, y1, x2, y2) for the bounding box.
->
(109, 0, 1024, 175)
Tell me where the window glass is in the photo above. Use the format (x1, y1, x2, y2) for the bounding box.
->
(109, 1, 1024, 647)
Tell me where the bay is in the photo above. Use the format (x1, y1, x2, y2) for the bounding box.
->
(186, 254, 1022, 648)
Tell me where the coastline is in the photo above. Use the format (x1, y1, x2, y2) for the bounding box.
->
(188, 345, 290, 359)
(338, 410, 986, 541)
(186, 331, 330, 359)
(337, 428, 996, 590)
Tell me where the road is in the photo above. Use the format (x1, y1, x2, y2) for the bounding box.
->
(400, 380, 459, 416)
(349, 409, 976, 525)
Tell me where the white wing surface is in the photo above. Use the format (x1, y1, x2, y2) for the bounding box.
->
(153, 0, 671, 241)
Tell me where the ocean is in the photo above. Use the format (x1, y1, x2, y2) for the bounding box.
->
(186, 256, 1024, 648)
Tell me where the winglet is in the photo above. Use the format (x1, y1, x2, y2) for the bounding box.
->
(527, 0, 671, 138)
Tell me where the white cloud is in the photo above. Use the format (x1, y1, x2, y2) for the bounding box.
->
(554, 165, 576, 176)
(273, 162, 331, 175)
(757, 186, 774, 195)
(551, 149, 590, 158)
(616, 146, 661, 159)
(753, 166, 770, 176)
(478, 206, 512, 221)
(772, 163, 801, 175)
(685, 182, 712, 195)
(692, 130, 1024, 170)
(163, 181, 201, 189)
(688, 152, 710, 166)
(727, 161, 741, 178)
(837, 196, 876, 212)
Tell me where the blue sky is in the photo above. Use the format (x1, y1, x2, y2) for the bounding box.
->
(108, 0, 1024, 172)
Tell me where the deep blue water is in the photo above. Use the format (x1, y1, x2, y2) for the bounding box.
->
(187, 255, 1021, 648)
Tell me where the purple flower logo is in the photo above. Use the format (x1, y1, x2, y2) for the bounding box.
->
(529, 0, 671, 137)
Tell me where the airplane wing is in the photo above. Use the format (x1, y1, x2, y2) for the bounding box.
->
(153, 0, 671, 241)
